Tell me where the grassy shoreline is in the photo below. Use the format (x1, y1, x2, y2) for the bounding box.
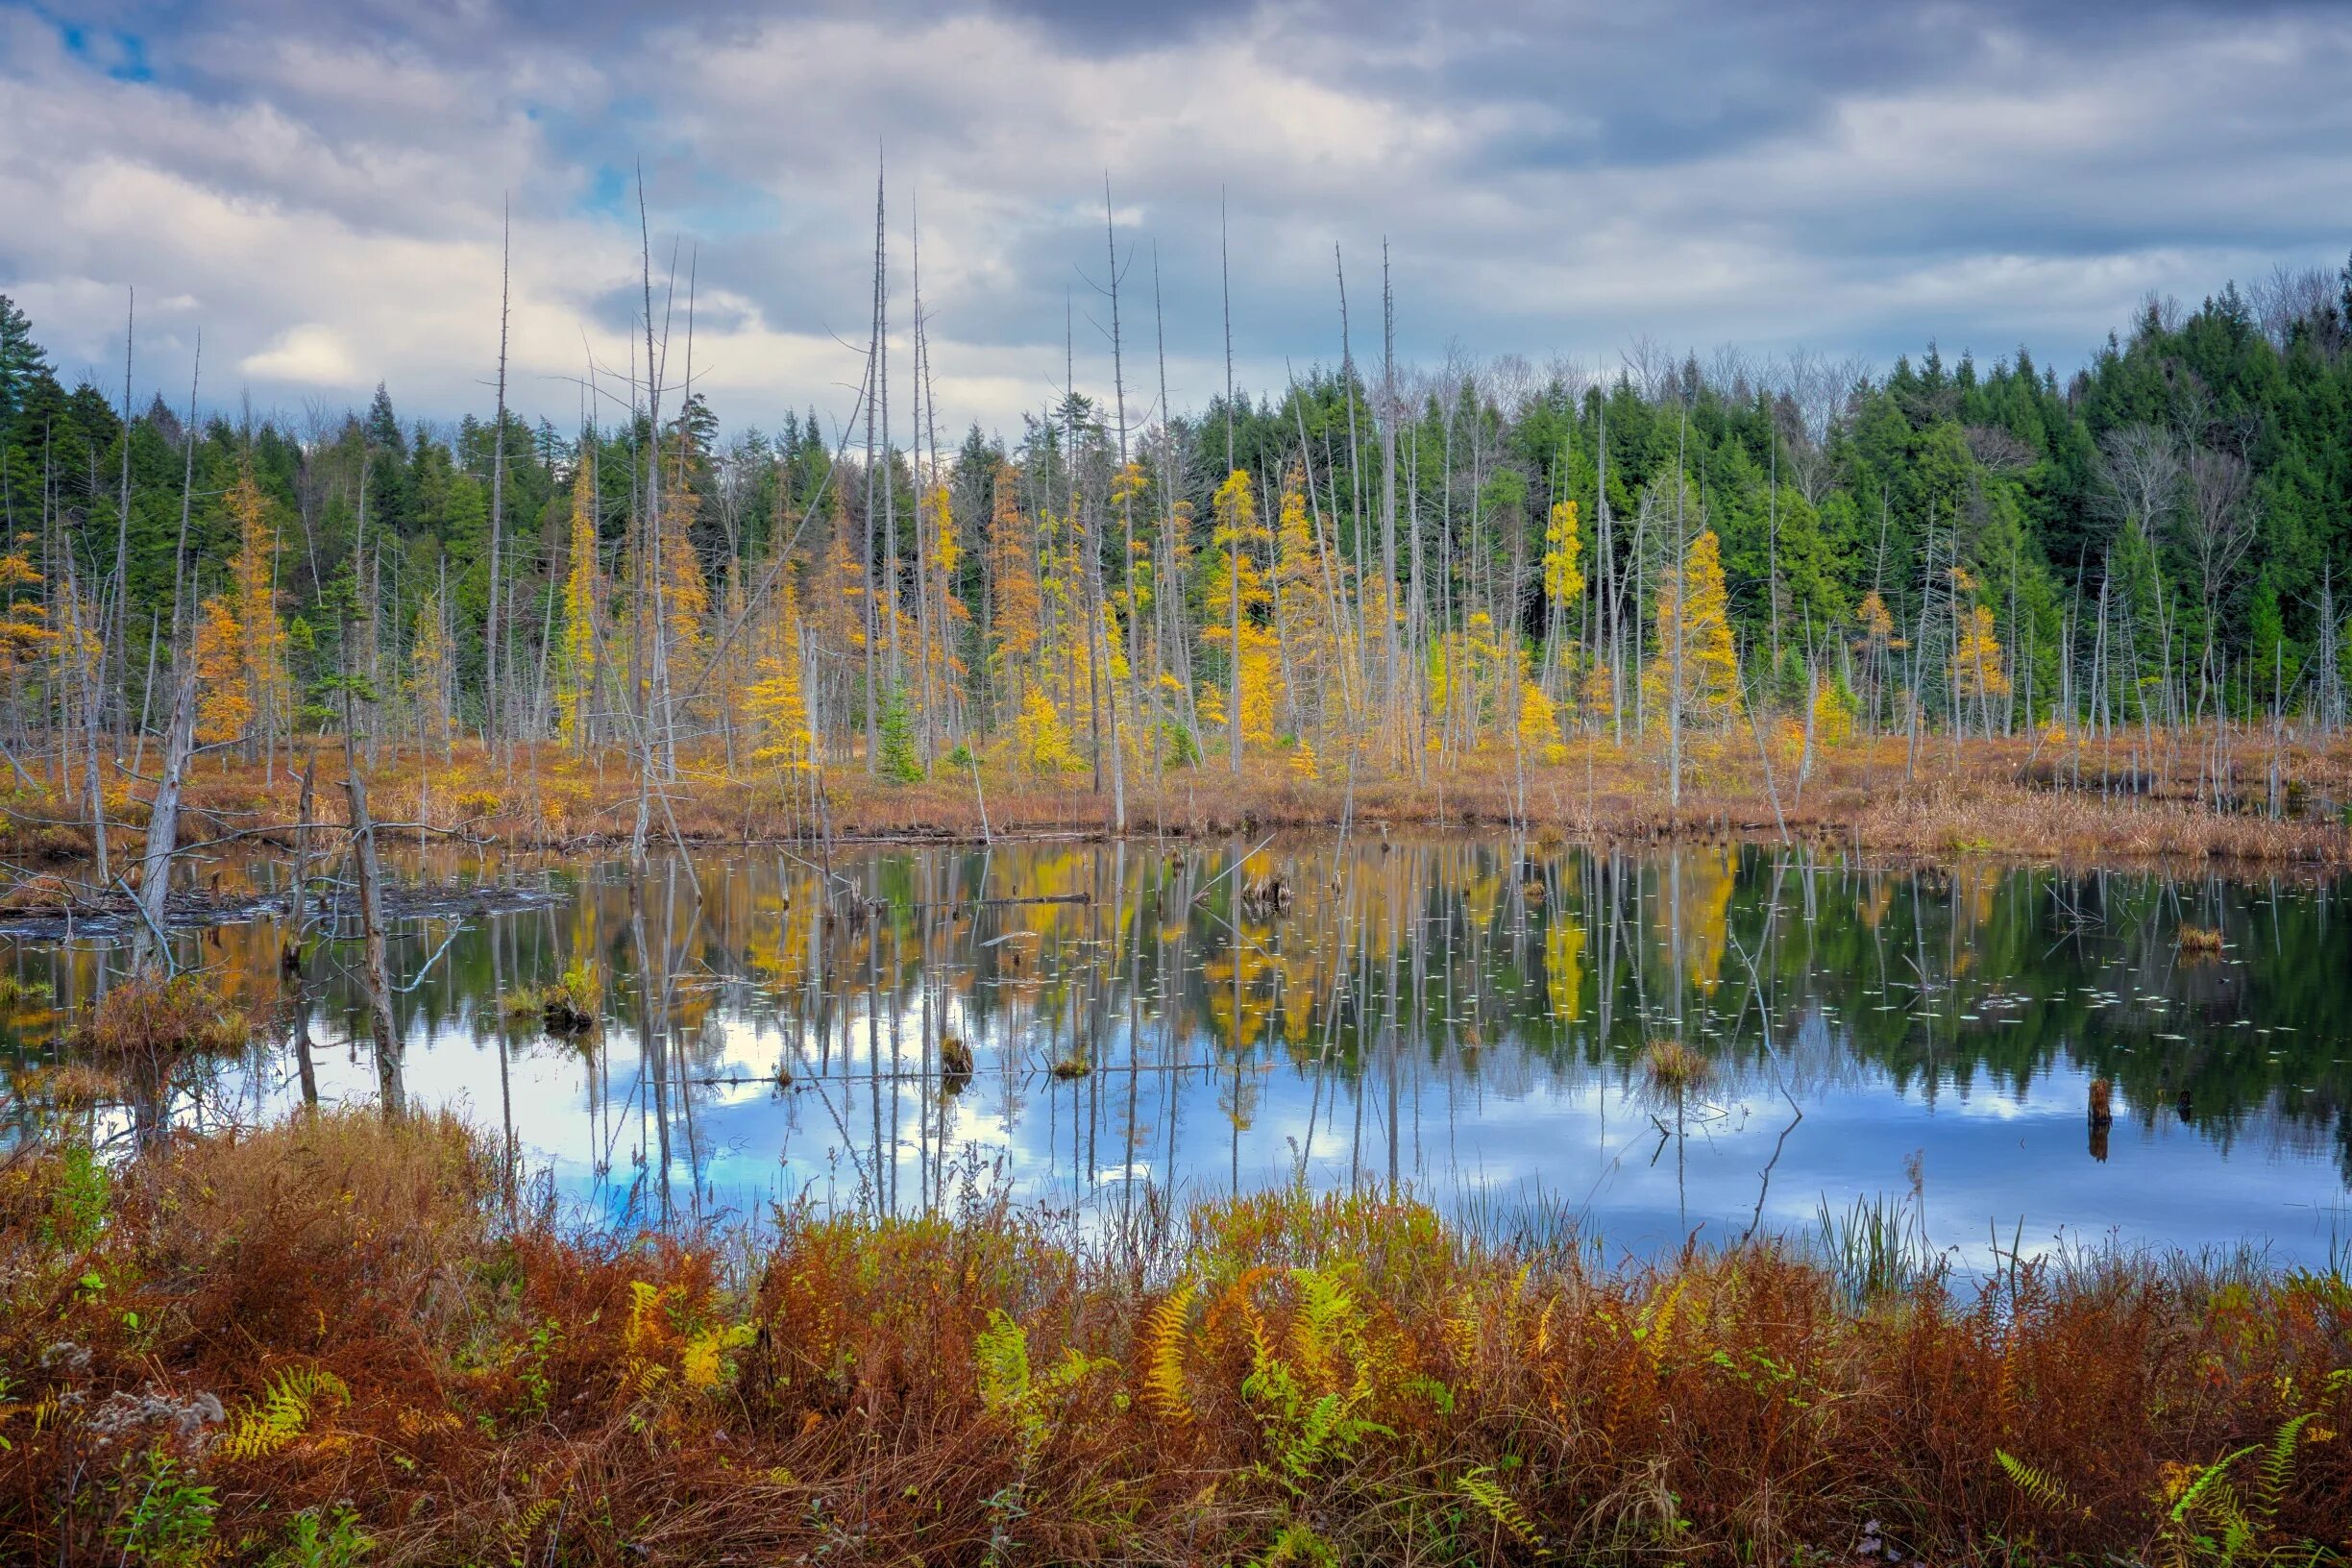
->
(4, 1112, 2347, 1564)
(3, 733, 2347, 884)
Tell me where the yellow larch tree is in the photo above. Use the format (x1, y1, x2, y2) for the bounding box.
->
(0, 538, 58, 703)
(1206, 470, 1276, 754)
(746, 576, 816, 776)
(1953, 604, 2010, 702)
(1517, 670, 1566, 765)
(1643, 527, 1741, 728)
(192, 594, 249, 747)
(921, 480, 969, 706)
(655, 435, 710, 660)
(555, 455, 600, 750)
(1543, 497, 1585, 603)
(193, 466, 288, 756)
(1272, 466, 1334, 741)
(985, 464, 1041, 720)
(405, 589, 454, 756)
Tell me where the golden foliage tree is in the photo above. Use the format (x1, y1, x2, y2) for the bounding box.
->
(193, 594, 249, 747)
(0, 538, 58, 691)
(1543, 498, 1584, 606)
(555, 456, 600, 749)
(1207, 470, 1276, 754)
(747, 577, 816, 775)
(1953, 604, 2011, 701)
(1644, 528, 1741, 728)
(405, 589, 454, 755)
(986, 465, 1041, 713)
(194, 466, 288, 754)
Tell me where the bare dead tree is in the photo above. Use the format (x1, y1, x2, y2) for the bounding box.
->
(2095, 425, 2183, 535)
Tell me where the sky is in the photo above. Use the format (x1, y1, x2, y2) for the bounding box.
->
(4, 0, 2349, 441)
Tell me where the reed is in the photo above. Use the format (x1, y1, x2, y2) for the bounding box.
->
(2176, 922, 2225, 954)
(1642, 1037, 1714, 1091)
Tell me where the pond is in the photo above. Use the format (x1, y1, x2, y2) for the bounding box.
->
(5, 838, 2348, 1269)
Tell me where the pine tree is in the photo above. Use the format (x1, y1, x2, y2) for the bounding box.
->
(0, 295, 51, 429)
(877, 683, 923, 782)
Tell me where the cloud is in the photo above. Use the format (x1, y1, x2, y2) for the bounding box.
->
(2, 0, 2345, 436)
(239, 323, 361, 385)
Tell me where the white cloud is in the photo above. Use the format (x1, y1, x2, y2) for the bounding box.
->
(239, 323, 360, 385)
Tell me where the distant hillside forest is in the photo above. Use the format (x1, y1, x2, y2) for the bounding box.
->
(0, 259, 2347, 805)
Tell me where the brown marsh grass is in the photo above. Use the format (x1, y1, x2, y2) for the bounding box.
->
(6, 727, 2340, 875)
(70, 971, 251, 1060)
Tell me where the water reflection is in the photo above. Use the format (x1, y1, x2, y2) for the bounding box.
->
(4, 840, 2348, 1266)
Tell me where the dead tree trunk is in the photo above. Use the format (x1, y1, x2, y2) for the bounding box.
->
(343, 759, 403, 1114)
(132, 662, 197, 975)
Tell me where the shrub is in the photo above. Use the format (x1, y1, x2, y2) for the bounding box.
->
(73, 972, 249, 1059)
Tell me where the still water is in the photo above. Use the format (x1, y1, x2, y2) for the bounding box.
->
(5, 839, 2348, 1268)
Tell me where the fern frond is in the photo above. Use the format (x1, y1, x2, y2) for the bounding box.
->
(975, 1309, 1032, 1416)
(624, 1279, 666, 1353)
(1458, 1464, 1541, 1548)
(1633, 1276, 1687, 1366)
(2169, 1444, 2259, 1526)
(1140, 1281, 1197, 1423)
(1996, 1448, 2079, 1515)
(1258, 1520, 1338, 1568)
(1288, 1268, 1358, 1391)
(502, 1496, 558, 1549)
(216, 1365, 350, 1462)
(2257, 1410, 2317, 1520)
(1287, 1392, 1345, 1477)
(1442, 1284, 1480, 1366)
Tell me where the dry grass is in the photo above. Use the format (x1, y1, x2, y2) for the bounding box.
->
(1643, 1038, 1714, 1092)
(3, 1113, 2347, 1565)
(12, 726, 2327, 870)
(70, 970, 250, 1059)
(2177, 923, 2225, 954)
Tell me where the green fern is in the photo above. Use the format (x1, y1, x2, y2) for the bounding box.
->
(1995, 1448, 2080, 1516)
(1458, 1464, 1543, 1552)
(975, 1310, 1032, 1417)
(217, 1366, 350, 1462)
(2159, 1370, 2351, 1566)
(975, 1311, 1109, 1461)
(502, 1496, 558, 1559)
(2254, 1412, 2317, 1521)
(1256, 1520, 1339, 1567)
(1289, 1267, 1359, 1384)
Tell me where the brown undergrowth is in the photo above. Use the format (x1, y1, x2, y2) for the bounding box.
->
(2, 1113, 2347, 1564)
